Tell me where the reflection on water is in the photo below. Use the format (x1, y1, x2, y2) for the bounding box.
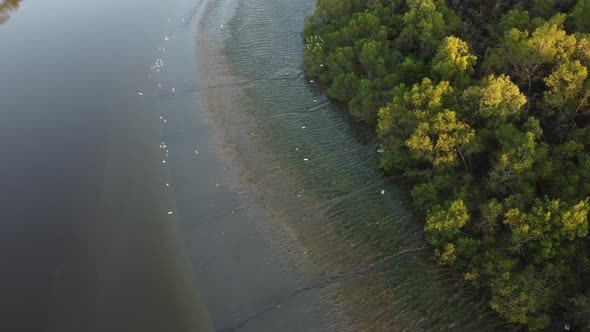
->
(0, 0, 20, 24)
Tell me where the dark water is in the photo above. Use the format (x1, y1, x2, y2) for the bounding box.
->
(1, 0, 509, 331)
(0, 1, 212, 331)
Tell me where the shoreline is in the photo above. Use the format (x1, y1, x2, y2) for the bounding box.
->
(191, 0, 505, 330)
(192, 0, 406, 330)
(186, 0, 335, 330)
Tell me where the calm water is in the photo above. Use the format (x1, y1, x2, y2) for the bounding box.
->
(1, 0, 508, 331)
(0, 0, 212, 331)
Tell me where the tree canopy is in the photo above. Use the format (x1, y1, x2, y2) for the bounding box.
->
(304, 0, 590, 329)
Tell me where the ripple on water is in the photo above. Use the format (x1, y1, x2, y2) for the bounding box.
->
(196, 0, 508, 330)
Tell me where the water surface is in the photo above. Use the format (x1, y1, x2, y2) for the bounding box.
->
(1, 0, 510, 330)
(190, 0, 508, 330)
(0, 1, 212, 331)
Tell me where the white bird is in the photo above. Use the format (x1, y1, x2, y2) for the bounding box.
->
(167, 211, 173, 215)
(138, 92, 144, 96)
(159, 116, 163, 120)
(195, 150, 199, 154)
(163, 119, 167, 123)
(166, 183, 170, 187)
(172, 88, 175, 93)
(162, 160, 166, 164)
(301, 126, 306, 129)
(303, 158, 309, 161)
(380, 190, 385, 195)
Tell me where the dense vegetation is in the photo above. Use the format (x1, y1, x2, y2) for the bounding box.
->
(303, 0, 590, 329)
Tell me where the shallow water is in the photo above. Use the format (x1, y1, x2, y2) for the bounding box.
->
(190, 0, 509, 330)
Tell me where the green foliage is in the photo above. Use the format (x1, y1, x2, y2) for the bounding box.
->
(325, 46, 355, 82)
(485, 14, 579, 94)
(378, 78, 453, 139)
(538, 141, 590, 201)
(397, 57, 427, 83)
(303, 0, 590, 329)
(541, 60, 590, 138)
(463, 74, 527, 126)
(530, 0, 556, 19)
(431, 36, 477, 87)
(395, 0, 446, 56)
(569, 0, 590, 33)
(487, 123, 542, 196)
(498, 9, 531, 36)
(328, 72, 359, 102)
(305, 0, 363, 28)
(303, 35, 325, 78)
(478, 198, 503, 235)
(503, 198, 589, 262)
(344, 12, 388, 43)
(434, 242, 456, 265)
(489, 266, 554, 330)
(406, 109, 475, 168)
(425, 199, 470, 245)
(411, 181, 438, 213)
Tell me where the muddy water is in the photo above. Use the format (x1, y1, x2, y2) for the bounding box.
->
(187, 0, 509, 330)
